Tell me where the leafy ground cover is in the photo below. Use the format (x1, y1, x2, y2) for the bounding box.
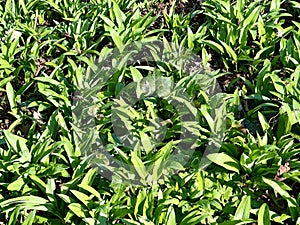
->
(0, 0, 300, 224)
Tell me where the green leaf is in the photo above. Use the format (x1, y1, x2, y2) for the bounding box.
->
(68, 203, 86, 218)
(187, 27, 194, 49)
(0, 76, 13, 88)
(180, 210, 208, 225)
(6, 82, 17, 116)
(70, 190, 91, 206)
(29, 175, 46, 192)
(3, 130, 29, 153)
(202, 40, 224, 54)
(262, 177, 295, 201)
(220, 41, 237, 62)
(130, 67, 143, 82)
(22, 210, 36, 225)
(258, 203, 270, 225)
(81, 168, 97, 186)
(139, 131, 152, 154)
(134, 189, 146, 217)
(0, 58, 12, 71)
(46, 179, 56, 202)
(57, 194, 72, 204)
(131, 150, 148, 180)
(78, 184, 101, 199)
(110, 29, 124, 51)
(207, 152, 240, 173)
(258, 111, 270, 131)
(270, 0, 280, 11)
(199, 105, 215, 131)
(8, 206, 21, 225)
(100, 14, 115, 28)
(234, 195, 251, 220)
(269, 73, 285, 95)
(7, 178, 25, 191)
(0, 196, 48, 208)
(165, 206, 176, 225)
(45, 0, 62, 14)
(111, 0, 126, 26)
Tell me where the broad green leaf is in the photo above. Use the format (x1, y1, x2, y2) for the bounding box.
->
(46, 179, 56, 202)
(3, 130, 28, 152)
(110, 29, 124, 51)
(34, 77, 61, 87)
(0, 58, 12, 75)
(57, 194, 72, 204)
(258, 111, 270, 131)
(0, 196, 48, 208)
(134, 189, 146, 217)
(258, 203, 270, 225)
(131, 150, 148, 180)
(196, 169, 205, 191)
(70, 190, 91, 206)
(199, 105, 214, 131)
(234, 195, 251, 220)
(68, 203, 86, 218)
(6, 82, 17, 115)
(220, 41, 237, 62)
(7, 178, 25, 191)
(78, 184, 101, 199)
(61, 136, 76, 164)
(187, 27, 194, 49)
(207, 152, 240, 173)
(202, 40, 224, 54)
(152, 141, 173, 162)
(139, 131, 152, 154)
(180, 210, 208, 225)
(83, 218, 95, 225)
(22, 210, 36, 225)
(81, 168, 97, 186)
(262, 177, 298, 219)
(165, 206, 176, 225)
(29, 175, 46, 191)
(8, 206, 20, 225)
(111, 0, 126, 26)
(257, 16, 266, 43)
(270, 0, 280, 11)
(45, 0, 62, 14)
(242, 6, 261, 28)
(100, 14, 115, 28)
(269, 73, 285, 95)
(262, 177, 296, 202)
(0, 76, 13, 88)
(130, 67, 143, 82)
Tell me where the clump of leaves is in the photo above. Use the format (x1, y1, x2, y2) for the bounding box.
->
(0, 0, 300, 224)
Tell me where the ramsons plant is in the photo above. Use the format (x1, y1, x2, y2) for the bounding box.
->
(0, 0, 299, 224)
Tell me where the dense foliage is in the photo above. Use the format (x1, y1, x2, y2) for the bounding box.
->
(0, 0, 299, 224)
